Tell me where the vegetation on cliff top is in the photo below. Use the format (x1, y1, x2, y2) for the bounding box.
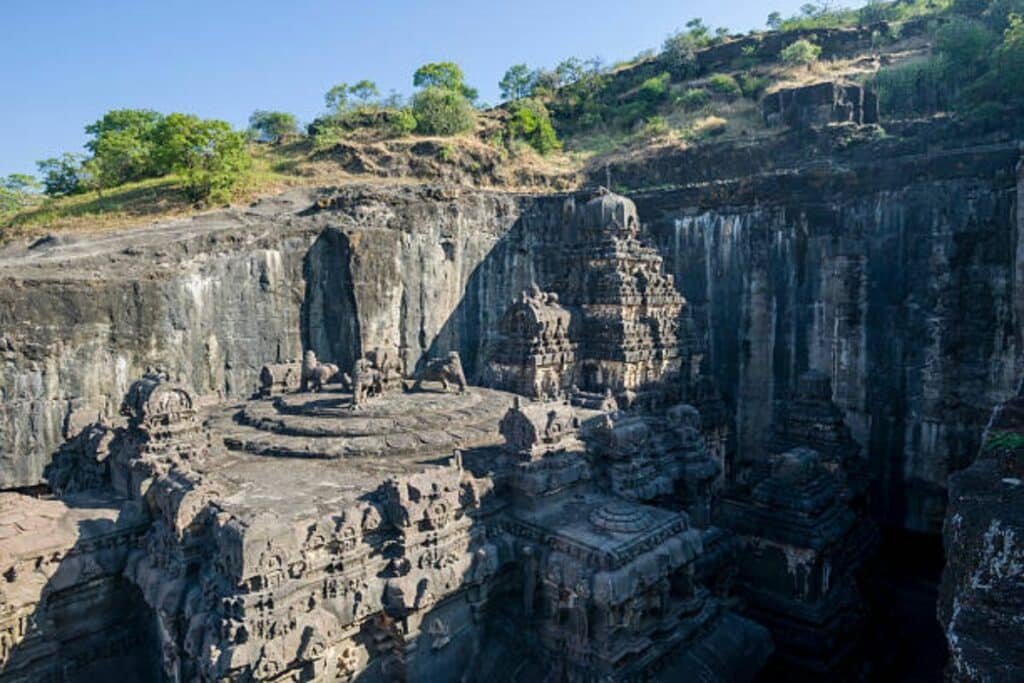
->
(4, 0, 1021, 238)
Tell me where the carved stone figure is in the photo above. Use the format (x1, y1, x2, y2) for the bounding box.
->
(411, 351, 467, 393)
(301, 350, 340, 392)
(259, 361, 302, 397)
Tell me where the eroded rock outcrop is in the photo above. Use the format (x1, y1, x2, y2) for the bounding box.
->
(939, 379, 1024, 682)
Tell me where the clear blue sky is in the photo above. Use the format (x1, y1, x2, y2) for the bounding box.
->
(1, 1, 866, 178)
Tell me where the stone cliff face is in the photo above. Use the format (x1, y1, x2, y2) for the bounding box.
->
(0, 197, 316, 487)
(1, 128, 1021, 545)
(0, 188, 555, 487)
(939, 378, 1024, 681)
(629, 136, 1022, 534)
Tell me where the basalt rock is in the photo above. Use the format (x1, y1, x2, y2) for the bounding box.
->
(1, 366, 771, 682)
(718, 448, 876, 679)
(761, 81, 879, 129)
(939, 379, 1024, 682)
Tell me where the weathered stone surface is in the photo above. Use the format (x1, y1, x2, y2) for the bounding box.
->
(939, 379, 1024, 682)
(0, 116, 1022, 680)
(719, 448, 876, 678)
(633, 141, 1023, 533)
(761, 81, 879, 129)
(0, 491, 153, 681)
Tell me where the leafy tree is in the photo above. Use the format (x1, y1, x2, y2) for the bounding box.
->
(36, 153, 86, 196)
(84, 109, 163, 155)
(350, 80, 380, 105)
(686, 18, 711, 43)
(413, 62, 478, 101)
(411, 86, 475, 135)
(953, 0, 990, 15)
(781, 39, 822, 66)
(530, 69, 561, 96)
(555, 58, 585, 86)
(638, 73, 671, 105)
(499, 64, 536, 101)
(935, 16, 996, 82)
(325, 83, 350, 113)
(767, 11, 783, 29)
(0, 173, 40, 212)
(583, 56, 605, 74)
(152, 114, 250, 202)
(248, 110, 299, 143)
(662, 30, 700, 78)
(968, 11, 1024, 105)
(389, 109, 418, 136)
(84, 108, 165, 186)
(506, 98, 560, 154)
(859, 0, 898, 24)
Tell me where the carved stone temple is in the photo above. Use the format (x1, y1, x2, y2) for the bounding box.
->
(1, 191, 890, 682)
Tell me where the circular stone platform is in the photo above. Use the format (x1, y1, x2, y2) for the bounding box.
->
(589, 501, 653, 533)
(213, 387, 516, 460)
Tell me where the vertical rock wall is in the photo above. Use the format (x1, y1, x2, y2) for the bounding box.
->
(0, 218, 315, 488)
(635, 149, 1021, 533)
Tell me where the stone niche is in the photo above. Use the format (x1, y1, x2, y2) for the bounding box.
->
(761, 81, 879, 129)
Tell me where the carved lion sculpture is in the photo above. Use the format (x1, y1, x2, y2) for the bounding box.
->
(412, 352, 468, 394)
(350, 358, 381, 407)
(301, 350, 339, 392)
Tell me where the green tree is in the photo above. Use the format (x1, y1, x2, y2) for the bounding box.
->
(499, 64, 536, 101)
(767, 11, 783, 29)
(413, 62, 478, 101)
(638, 73, 671, 105)
(662, 30, 700, 78)
(506, 98, 561, 154)
(0, 174, 40, 212)
(411, 86, 476, 135)
(859, 0, 897, 24)
(781, 39, 822, 66)
(686, 18, 711, 43)
(555, 58, 585, 86)
(935, 16, 997, 82)
(996, 13, 1024, 95)
(152, 114, 251, 202)
(325, 83, 350, 113)
(84, 109, 165, 186)
(36, 153, 85, 196)
(248, 110, 299, 143)
(349, 80, 380, 105)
